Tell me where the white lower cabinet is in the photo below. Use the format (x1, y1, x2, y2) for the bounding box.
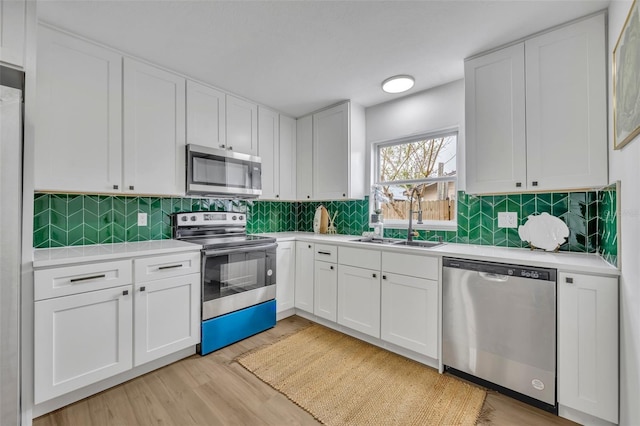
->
(314, 260, 338, 322)
(558, 272, 618, 424)
(380, 252, 439, 358)
(133, 274, 200, 366)
(294, 242, 314, 312)
(34, 251, 201, 405)
(276, 241, 296, 314)
(381, 273, 438, 358)
(337, 265, 381, 338)
(34, 285, 133, 404)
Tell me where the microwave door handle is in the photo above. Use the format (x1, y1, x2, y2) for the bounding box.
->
(203, 242, 278, 257)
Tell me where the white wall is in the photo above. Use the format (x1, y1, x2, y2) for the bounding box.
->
(364, 79, 465, 191)
(608, 2, 640, 425)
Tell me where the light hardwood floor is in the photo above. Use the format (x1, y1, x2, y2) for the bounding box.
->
(34, 316, 576, 426)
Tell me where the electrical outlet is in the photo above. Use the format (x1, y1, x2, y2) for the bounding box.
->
(498, 212, 518, 228)
(137, 212, 147, 227)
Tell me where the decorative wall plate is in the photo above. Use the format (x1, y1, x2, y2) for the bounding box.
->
(518, 212, 569, 251)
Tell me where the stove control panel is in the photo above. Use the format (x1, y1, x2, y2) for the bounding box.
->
(174, 211, 246, 227)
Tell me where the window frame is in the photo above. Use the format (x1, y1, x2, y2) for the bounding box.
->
(371, 129, 458, 231)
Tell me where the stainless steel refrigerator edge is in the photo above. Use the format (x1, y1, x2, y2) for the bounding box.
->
(1, 66, 24, 426)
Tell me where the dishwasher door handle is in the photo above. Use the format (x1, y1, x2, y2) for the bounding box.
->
(479, 272, 509, 282)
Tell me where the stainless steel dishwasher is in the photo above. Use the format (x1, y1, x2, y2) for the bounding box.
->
(442, 257, 557, 411)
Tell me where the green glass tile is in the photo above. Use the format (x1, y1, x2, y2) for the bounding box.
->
(99, 225, 113, 245)
(84, 224, 99, 245)
(469, 226, 481, 245)
(84, 195, 99, 217)
(33, 227, 50, 248)
(67, 224, 84, 246)
(34, 193, 50, 214)
(493, 229, 508, 247)
(480, 197, 494, 216)
(506, 228, 522, 248)
(33, 210, 49, 233)
(49, 226, 66, 247)
(536, 193, 552, 214)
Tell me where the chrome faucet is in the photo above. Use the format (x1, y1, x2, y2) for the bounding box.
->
(407, 186, 423, 242)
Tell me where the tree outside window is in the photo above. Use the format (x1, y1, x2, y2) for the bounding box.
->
(374, 132, 457, 225)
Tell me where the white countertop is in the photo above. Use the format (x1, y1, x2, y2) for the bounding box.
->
(33, 240, 202, 268)
(258, 232, 619, 276)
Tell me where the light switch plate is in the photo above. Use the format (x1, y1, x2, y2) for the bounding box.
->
(137, 212, 147, 226)
(498, 212, 518, 228)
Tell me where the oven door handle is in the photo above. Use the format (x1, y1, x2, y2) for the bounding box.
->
(203, 242, 278, 257)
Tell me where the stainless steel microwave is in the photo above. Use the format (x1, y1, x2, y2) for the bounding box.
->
(186, 144, 262, 198)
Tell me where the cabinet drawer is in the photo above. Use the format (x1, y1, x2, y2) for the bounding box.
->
(35, 260, 133, 301)
(339, 247, 380, 270)
(382, 252, 439, 280)
(134, 252, 200, 283)
(315, 244, 337, 263)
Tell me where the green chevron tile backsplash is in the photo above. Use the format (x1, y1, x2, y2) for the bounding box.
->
(598, 184, 618, 267)
(33, 187, 618, 267)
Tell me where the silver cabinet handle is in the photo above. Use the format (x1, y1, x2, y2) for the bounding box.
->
(227, 146, 233, 150)
(515, 182, 522, 188)
(330, 265, 334, 270)
(372, 273, 377, 278)
(70, 274, 106, 283)
(158, 264, 183, 270)
(565, 277, 574, 284)
(318, 251, 332, 255)
(219, 144, 226, 149)
(122, 290, 129, 296)
(382, 275, 387, 280)
(140, 286, 146, 292)
(129, 185, 134, 190)
(113, 184, 119, 190)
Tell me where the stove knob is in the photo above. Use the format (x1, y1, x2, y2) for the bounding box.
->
(232, 215, 237, 220)
(239, 215, 244, 220)
(181, 216, 188, 222)
(190, 216, 197, 221)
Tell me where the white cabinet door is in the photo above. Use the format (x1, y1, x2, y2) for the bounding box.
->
(35, 26, 123, 193)
(525, 14, 606, 191)
(465, 43, 527, 194)
(186, 80, 226, 149)
(226, 94, 257, 155)
(337, 265, 381, 338)
(0, 0, 25, 67)
(279, 115, 297, 200)
(558, 273, 618, 424)
(133, 274, 200, 366)
(296, 115, 313, 200)
(313, 103, 349, 200)
(276, 241, 295, 313)
(258, 106, 279, 199)
(381, 273, 438, 358)
(34, 285, 133, 404)
(294, 242, 314, 312)
(123, 58, 185, 196)
(314, 260, 337, 322)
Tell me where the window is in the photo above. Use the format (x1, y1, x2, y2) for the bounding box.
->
(373, 131, 457, 229)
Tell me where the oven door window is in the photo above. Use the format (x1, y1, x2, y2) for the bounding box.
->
(203, 250, 268, 302)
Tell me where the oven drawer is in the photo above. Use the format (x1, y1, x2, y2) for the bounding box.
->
(134, 252, 200, 283)
(315, 244, 337, 263)
(35, 260, 133, 301)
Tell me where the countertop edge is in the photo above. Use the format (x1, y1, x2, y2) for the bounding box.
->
(257, 232, 620, 277)
(33, 240, 203, 268)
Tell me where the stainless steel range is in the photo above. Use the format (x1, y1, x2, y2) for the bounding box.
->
(172, 211, 277, 355)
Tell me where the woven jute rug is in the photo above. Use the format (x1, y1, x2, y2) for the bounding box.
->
(237, 324, 486, 425)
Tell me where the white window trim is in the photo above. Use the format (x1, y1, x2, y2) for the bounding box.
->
(370, 129, 458, 232)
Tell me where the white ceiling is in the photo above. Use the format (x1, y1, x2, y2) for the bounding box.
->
(38, 0, 610, 118)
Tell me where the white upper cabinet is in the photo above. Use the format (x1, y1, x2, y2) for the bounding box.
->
(186, 80, 226, 149)
(226, 94, 258, 155)
(296, 115, 313, 200)
(465, 13, 607, 194)
(35, 27, 123, 193)
(258, 106, 280, 199)
(123, 58, 186, 196)
(278, 115, 297, 200)
(258, 108, 297, 201)
(0, 0, 25, 67)
(465, 43, 526, 194)
(313, 101, 365, 200)
(525, 14, 607, 190)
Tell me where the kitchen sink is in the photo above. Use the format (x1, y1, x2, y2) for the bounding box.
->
(351, 237, 400, 244)
(351, 238, 444, 249)
(392, 240, 444, 248)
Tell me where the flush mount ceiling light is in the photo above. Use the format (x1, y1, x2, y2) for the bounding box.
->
(381, 75, 415, 94)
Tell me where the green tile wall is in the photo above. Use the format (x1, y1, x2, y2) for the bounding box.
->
(33, 188, 618, 266)
(598, 184, 618, 266)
